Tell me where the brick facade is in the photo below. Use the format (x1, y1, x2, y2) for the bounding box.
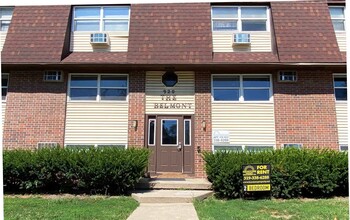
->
(273, 71, 339, 149)
(3, 72, 67, 149)
(194, 71, 212, 178)
(128, 71, 146, 147)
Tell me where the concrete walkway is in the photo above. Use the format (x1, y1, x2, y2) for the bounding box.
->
(127, 203, 199, 220)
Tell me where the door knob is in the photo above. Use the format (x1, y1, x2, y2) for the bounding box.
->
(177, 142, 182, 151)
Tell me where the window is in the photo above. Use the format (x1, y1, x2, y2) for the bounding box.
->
(73, 6, 130, 32)
(211, 6, 269, 32)
(0, 7, 14, 31)
(184, 119, 191, 146)
(2, 74, 9, 101)
(329, 6, 345, 31)
(212, 75, 272, 102)
(69, 74, 128, 101)
(334, 75, 347, 101)
(148, 119, 156, 146)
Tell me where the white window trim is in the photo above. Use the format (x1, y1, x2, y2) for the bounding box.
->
(211, 6, 270, 33)
(67, 73, 129, 102)
(333, 73, 347, 102)
(211, 74, 273, 103)
(329, 6, 346, 32)
(148, 119, 156, 146)
(2, 73, 9, 103)
(0, 7, 14, 32)
(184, 119, 191, 146)
(72, 6, 130, 32)
(161, 119, 179, 146)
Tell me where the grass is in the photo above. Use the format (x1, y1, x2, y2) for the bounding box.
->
(194, 197, 349, 220)
(5, 195, 139, 220)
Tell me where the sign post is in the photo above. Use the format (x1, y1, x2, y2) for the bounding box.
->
(242, 164, 271, 196)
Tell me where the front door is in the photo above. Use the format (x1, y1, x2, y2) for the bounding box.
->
(147, 115, 194, 173)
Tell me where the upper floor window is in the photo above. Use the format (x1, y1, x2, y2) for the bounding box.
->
(211, 6, 269, 32)
(73, 6, 130, 32)
(212, 75, 272, 102)
(0, 7, 14, 31)
(2, 74, 9, 101)
(334, 75, 347, 101)
(329, 6, 345, 31)
(69, 74, 128, 101)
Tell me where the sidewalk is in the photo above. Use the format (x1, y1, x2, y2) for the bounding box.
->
(127, 203, 199, 220)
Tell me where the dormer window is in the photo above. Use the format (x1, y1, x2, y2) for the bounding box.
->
(329, 6, 345, 31)
(0, 7, 14, 31)
(211, 6, 269, 32)
(73, 6, 130, 32)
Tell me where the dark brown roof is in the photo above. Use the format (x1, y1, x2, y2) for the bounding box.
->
(62, 52, 128, 63)
(271, 1, 342, 63)
(1, 6, 71, 63)
(127, 3, 212, 64)
(213, 52, 279, 63)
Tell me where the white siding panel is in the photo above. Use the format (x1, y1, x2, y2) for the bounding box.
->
(65, 102, 128, 145)
(212, 103, 276, 145)
(0, 32, 7, 51)
(70, 32, 128, 52)
(212, 32, 272, 52)
(335, 32, 346, 52)
(146, 71, 195, 115)
(2, 102, 6, 129)
(336, 102, 348, 145)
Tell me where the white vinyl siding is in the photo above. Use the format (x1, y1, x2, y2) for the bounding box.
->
(64, 102, 128, 146)
(335, 102, 347, 146)
(0, 32, 7, 51)
(145, 71, 195, 115)
(212, 103, 276, 146)
(335, 32, 346, 52)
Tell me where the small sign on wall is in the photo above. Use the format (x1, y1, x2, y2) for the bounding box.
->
(242, 164, 271, 192)
(212, 130, 230, 144)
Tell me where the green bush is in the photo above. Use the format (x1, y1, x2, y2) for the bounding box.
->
(4, 147, 150, 195)
(203, 148, 348, 199)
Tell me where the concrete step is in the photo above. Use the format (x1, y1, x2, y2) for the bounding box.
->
(131, 190, 213, 203)
(135, 178, 212, 190)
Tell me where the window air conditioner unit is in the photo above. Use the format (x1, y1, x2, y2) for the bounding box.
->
(233, 33, 251, 45)
(43, 70, 63, 82)
(90, 33, 109, 45)
(279, 71, 297, 82)
(282, 143, 302, 149)
(37, 142, 59, 149)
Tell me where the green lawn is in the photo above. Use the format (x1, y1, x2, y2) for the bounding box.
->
(5, 195, 139, 220)
(194, 197, 349, 220)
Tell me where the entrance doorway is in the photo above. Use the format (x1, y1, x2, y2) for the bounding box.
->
(146, 115, 194, 174)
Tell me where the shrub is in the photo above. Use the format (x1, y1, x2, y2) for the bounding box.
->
(203, 148, 348, 199)
(4, 147, 150, 195)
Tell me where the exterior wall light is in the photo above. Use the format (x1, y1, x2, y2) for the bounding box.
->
(132, 120, 138, 130)
(201, 120, 206, 131)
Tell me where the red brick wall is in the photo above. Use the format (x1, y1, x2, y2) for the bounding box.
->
(194, 71, 212, 178)
(3, 71, 67, 149)
(273, 71, 339, 149)
(128, 71, 145, 147)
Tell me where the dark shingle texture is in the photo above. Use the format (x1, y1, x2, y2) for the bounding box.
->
(62, 52, 128, 63)
(271, 1, 342, 62)
(2, 6, 71, 63)
(213, 52, 279, 63)
(127, 3, 212, 64)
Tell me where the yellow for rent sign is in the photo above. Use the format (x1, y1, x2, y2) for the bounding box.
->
(242, 164, 271, 192)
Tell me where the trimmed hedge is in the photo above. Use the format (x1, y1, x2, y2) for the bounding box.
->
(4, 147, 150, 195)
(203, 148, 348, 199)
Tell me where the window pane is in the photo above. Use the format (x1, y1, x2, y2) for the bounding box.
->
(334, 77, 347, 87)
(71, 76, 98, 87)
(162, 120, 177, 145)
(212, 7, 238, 18)
(335, 88, 347, 101)
(104, 20, 129, 31)
(1, 21, 10, 31)
(104, 7, 129, 18)
(0, 8, 13, 18)
(149, 120, 155, 145)
(243, 76, 270, 87)
(213, 76, 240, 87)
(330, 7, 344, 18)
(241, 7, 267, 18)
(75, 20, 100, 31)
(70, 88, 97, 100)
(332, 21, 345, 31)
(184, 120, 190, 145)
(242, 20, 266, 31)
(214, 89, 239, 101)
(244, 89, 270, 101)
(2, 75, 8, 87)
(2, 88, 7, 100)
(75, 7, 100, 18)
(100, 89, 127, 101)
(100, 76, 127, 87)
(215, 146, 242, 152)
(213, 20, 237, 31)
